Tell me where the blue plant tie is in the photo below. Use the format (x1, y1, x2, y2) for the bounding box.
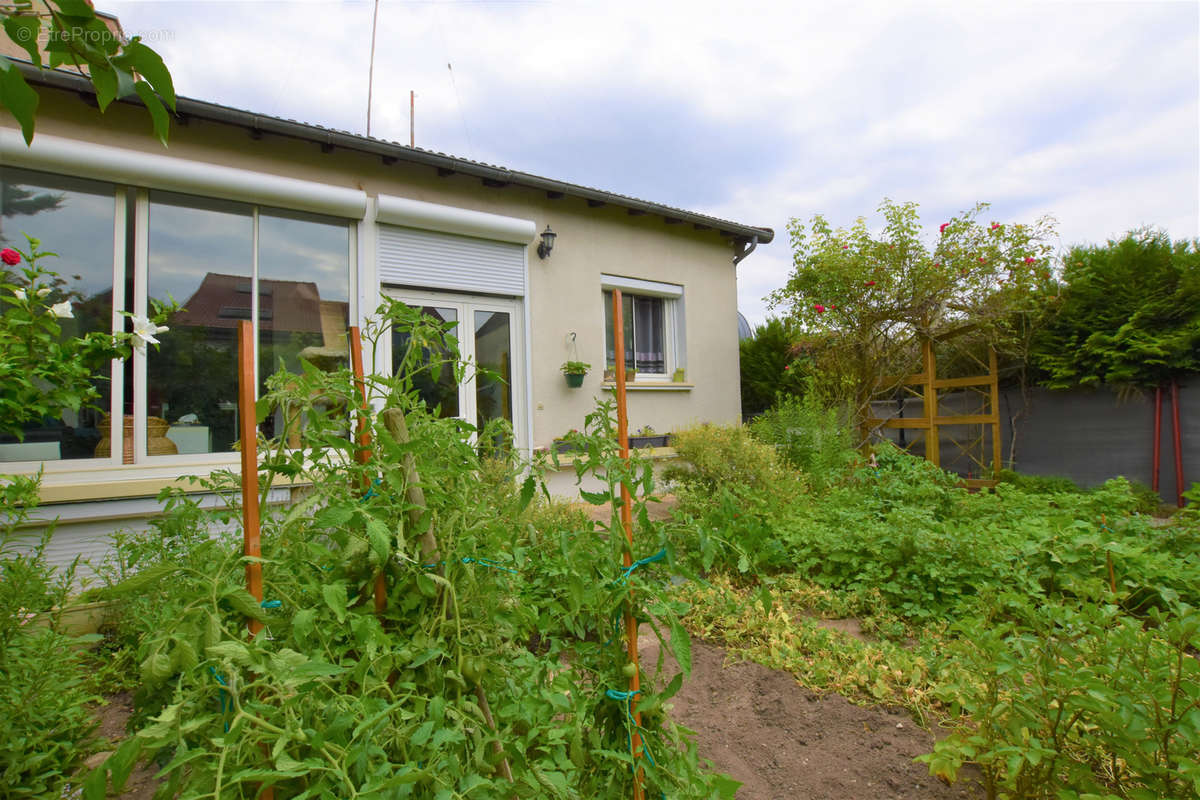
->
(613, 549, 667, 585)
(209, 666, 231, 732)
(360, 478, 383, 502)
(605, 688, 656, 769)
(422, 557, 519, 575)
(260, 599, 281, 609)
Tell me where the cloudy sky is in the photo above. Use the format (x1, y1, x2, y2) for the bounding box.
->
(106, 0, 1198, 325)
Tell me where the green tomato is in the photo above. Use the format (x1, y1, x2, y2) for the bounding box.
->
(621, 662, 637, 679)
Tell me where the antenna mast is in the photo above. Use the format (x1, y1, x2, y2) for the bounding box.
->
(366, 0, 380, 136)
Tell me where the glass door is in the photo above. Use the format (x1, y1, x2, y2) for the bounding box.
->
(384, 290, 522, 444)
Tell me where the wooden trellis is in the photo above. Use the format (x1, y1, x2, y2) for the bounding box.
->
(869, 337, 1002, 488)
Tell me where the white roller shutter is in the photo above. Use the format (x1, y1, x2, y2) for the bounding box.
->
(378, 224, 526, 297)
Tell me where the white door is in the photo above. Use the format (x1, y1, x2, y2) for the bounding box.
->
(382, 288, 524, 447)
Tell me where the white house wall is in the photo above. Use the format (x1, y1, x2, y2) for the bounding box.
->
(2, 87, 746, 533)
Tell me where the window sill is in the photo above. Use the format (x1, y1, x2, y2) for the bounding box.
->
(31, 466, 309, 504)
(540, 446, 679, 468)
(600, 382, 693, 392)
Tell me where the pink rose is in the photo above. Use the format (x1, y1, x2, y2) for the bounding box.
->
(0, 249, 20, 266)
(842, 245, 849, 250)
(784, 365, 790, 371)
(990, 222, 1000, 231)
(1024, 256, 1035, 265)
(939, 223, 949, 234)
(813, 304, 826, 313)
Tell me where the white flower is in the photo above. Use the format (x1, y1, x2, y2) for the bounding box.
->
(13, 288, 26, 301)
(35, 287, 51, 298)
(131, 315, 168, 350)
(49, 300, 73, 318)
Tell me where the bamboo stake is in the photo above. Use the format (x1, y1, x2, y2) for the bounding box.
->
(611, 289, 645, 800)
(236, 321, 273, 800)
(349, 327, 387, 614)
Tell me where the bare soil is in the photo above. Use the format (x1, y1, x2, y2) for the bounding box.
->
(642, 634, 984, 800)
(88, 692, 158, 800)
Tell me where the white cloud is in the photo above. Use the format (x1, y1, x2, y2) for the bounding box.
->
(104, 0, 1198, 328)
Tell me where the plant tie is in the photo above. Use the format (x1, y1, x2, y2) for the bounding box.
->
(421, 556, 519, 575)
(605, 688, 657, 769)
(613, 549, 667, 585)
(209, 666, 231, 732)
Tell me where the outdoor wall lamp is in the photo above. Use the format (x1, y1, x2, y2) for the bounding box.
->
(537, 225, 557, 259)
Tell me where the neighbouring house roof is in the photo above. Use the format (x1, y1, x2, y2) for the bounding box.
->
(15, 64, 775, 248)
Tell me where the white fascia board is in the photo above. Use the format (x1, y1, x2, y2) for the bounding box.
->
(600, 274, 684, 298)
(0, 129, 368, 219)
(376, 194, 536, 244)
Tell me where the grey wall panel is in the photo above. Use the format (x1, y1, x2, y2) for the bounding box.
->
(873, 379, 1198, 501)
(378, 224, 525, 297)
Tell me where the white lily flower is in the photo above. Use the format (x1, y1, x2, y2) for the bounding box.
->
(35, 287, 51, 298)
(13, 288, 26, 301)
(49, 300, 74, 318)
(131, 314, 163, 350)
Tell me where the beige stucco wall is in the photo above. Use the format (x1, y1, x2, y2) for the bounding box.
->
(3, 86, 745, 455)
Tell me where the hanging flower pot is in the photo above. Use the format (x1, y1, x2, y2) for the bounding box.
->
(560, 360, 590, 389)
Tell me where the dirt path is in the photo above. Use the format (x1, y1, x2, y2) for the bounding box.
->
(642, 634, 983, 800)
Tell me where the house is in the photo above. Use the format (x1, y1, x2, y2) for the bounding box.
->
(0, 63, 772, 572)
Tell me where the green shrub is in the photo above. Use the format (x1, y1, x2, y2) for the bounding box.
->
(665, 423, 806, 510)
(749, 394, 856, 493)
(1, 479, 99, 798)
(924, 599, 1200, 799)
(998, 469, 1085, 495)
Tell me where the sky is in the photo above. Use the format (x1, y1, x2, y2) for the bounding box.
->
(105, 0, 1199, 326)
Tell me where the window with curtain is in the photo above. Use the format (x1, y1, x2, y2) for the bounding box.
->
(604, 290, 667, 375)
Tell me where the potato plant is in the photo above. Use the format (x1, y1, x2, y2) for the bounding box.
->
(88, 301, 735, 799)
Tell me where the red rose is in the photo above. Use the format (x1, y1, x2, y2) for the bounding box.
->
(865, 280, 876, 286)
(978, 256, 986, 263)
(1024, 256, 1035, 265)
(784, 365, 790, 371)
(939, 223, 949, 234)
(0, 249, 20, 266)
(842, 245, 849, 250)
(813, 304, 826, 313)
(990, 222, 1000, 231)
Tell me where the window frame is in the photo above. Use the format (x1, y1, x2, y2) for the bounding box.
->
(0, 169, 127, 473)
(135, 190, 358, 465)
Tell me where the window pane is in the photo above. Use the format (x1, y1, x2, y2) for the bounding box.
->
(0, 168, 115, 462)
(633, 296, 665, 373)
(148, 192, 253, 455)
(257, 210, 350, 440)
(603, 291, 634, 372)
(393, 306, 460, 418)
(474, 310, 512, 430)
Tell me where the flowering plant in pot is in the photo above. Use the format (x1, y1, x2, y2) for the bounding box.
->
(560, 360, 591, 388)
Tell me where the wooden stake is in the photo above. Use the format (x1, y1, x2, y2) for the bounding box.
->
(236, 321, 273, 800)
(611, 289, 645, 800)
(349, 327, 386, 614)
(237, 321, 264, 638)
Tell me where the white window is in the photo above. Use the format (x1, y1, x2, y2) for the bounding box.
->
(0, 165, 355, 474)
(601, 274, 685, 381)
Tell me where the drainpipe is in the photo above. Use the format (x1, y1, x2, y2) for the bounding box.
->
(733, 235, 758, 266)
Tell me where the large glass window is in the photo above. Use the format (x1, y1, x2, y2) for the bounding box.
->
(604, 291, 667, 376)
(147, 193, 253, 455)
(147, 194, 351, 456)
(0, 168, 118, 462)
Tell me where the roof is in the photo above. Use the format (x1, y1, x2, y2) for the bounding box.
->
(17, 64, 774, 247)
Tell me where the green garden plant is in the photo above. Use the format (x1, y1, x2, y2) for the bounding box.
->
(87, 300, 736, 799)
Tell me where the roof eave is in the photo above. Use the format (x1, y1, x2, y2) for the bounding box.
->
(16, 64, 774, 245)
